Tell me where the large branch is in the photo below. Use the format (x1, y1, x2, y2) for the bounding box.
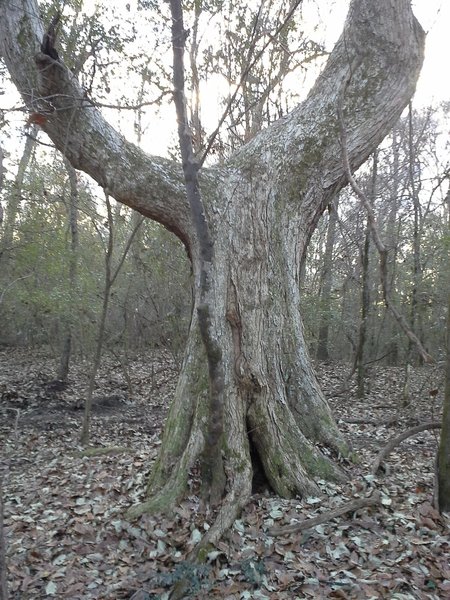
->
(234, 0, 425, 233)
(0, 0, 193, 248)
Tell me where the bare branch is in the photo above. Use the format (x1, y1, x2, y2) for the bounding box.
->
(199, 0, 304, 166)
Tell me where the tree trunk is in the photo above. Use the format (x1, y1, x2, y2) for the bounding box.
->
(437, 184, 450, 513)
(316, 197, 338, 361)
(407, 104, 425, 363)
(57, 159, 79, 381)
(0, 0, 425, 528)
(356, 215, 371, 398)
(0, 146, 8, 600)
(355, 153, 377, 397)
(0, 479, 7, 600)
(81, 194, 115, 446)
(383, 125, 402, 364)
(0, 130, 36, 262)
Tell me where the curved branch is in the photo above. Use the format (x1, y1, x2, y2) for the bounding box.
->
(371, 422, 441, 475)
(0, 0, 193, 247)
(233, 0, 425, 232)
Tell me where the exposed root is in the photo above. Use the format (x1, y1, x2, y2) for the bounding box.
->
(127, 434, 204, 520)
(169, 468, 252, 600)
(192, 471, 252, 552)
(269, 492, 381, 536)
(371, 421, 441, 475)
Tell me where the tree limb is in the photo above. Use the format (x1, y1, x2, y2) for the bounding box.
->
(0, 0, 192, 248)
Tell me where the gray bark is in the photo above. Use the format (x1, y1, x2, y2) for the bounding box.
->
(0, 0, 425, 519)
(0, 142, 7, 600)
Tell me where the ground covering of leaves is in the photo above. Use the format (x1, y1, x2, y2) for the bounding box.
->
(1, 348, 448, 599)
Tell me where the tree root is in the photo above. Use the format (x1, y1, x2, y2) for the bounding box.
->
(169, 469, 252, 600)
(269, 492, 381, 536)
(371, 421, 441, 475)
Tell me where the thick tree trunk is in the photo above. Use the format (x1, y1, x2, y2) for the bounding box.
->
(0, 0, 425, 526)
(143, 184, 349, 511)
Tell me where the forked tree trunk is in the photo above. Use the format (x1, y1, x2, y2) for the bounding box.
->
(145, 177, 350, 513)
(0, 0, 425, 532)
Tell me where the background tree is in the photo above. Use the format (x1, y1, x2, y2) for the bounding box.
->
(303, 104, 449, 370)
(315, 197, 338, 362)
(80, 194, 144, 445)
(57, 159, 79, 381)
(437, 180, 450, 513)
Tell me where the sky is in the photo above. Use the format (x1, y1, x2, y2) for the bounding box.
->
(137, 0, 450, 156)
(306, 0, 449, 107)
(0, 0, 448, 160)
(412, 0, 450, 106)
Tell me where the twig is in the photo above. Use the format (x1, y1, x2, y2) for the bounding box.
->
(269, 492, 380, 536)
(371, 422, 441, 475)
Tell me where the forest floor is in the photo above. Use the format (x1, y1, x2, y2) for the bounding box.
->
(0, 347, 449, 599)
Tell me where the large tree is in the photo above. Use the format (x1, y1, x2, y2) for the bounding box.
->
(0, 0, 424, 542)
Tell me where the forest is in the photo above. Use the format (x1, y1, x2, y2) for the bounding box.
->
(0, 0, 449, 598)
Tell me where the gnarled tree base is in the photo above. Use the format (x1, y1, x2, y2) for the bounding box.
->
(127, 297, 350, 526)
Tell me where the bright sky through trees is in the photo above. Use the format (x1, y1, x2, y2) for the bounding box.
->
(0, 0, 448, 159)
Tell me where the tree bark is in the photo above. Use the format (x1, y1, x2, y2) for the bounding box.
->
(0, 479, 7, 600)
(0, 0, 425, 525)
(0, 145, 8, 600)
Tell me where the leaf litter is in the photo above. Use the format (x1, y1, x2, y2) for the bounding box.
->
(1, 348, 448, 599)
